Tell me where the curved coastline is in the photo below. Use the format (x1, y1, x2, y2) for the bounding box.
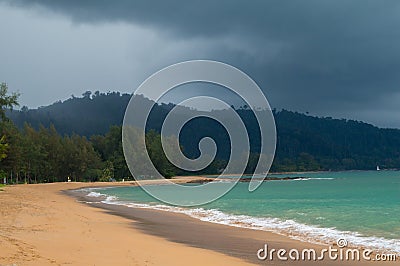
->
(1, 179, 397, 265)
(76, 184, 400, 255)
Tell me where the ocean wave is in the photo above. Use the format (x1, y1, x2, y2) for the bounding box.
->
(84, 189, 118, 202)
(104, 195, 118, 201)
(292, 177, 335, 181)
(98, 195, 400, 254)
(87, 191, 104, 197)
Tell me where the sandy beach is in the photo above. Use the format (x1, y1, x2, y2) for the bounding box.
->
(0, 182, 252, 266)
(0, 182, 395, 265)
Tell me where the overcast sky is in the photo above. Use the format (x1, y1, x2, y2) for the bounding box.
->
(1, 0, 399, 128)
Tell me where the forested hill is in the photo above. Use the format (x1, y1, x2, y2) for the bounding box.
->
(9, 91, 131, 136)
(7, 91, 400, 171)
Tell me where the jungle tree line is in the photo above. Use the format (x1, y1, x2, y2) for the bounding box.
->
(8, 91, 400, 172)
(0, 83, 108, 183)
(0, 84, 221, 183)
(2, 84, 400, 183)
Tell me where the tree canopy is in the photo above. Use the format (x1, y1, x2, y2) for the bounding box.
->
(2, 91, 400, 184)
(0, 83, 19, 162)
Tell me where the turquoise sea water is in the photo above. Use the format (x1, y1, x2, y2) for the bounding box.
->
(83, 171, 400, 252)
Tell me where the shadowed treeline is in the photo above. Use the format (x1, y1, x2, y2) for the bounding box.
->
(2, 90, 400, 183)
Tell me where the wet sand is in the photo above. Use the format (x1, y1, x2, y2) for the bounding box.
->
(68, 186, 394, 265)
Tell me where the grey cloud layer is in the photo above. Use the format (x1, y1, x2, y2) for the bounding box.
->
(2, 0, 400, 127)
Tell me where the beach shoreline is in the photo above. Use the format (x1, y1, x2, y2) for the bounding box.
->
(0, 182, 253, 266)
(0, 182, 397, 265)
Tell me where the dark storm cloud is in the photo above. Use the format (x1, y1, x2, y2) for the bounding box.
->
(2, 0, 400, 127)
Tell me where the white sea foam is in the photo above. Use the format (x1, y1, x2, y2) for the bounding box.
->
(292, 177, 335, 181)
(87, 191, 104, 197)
(98, 194, 400, 254)
(104, 195, 118, 202)
(77, 187, 103, 192)
(83, 188, 118, 202)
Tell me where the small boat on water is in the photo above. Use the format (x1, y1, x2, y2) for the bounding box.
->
(376, 165, 380, 171)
